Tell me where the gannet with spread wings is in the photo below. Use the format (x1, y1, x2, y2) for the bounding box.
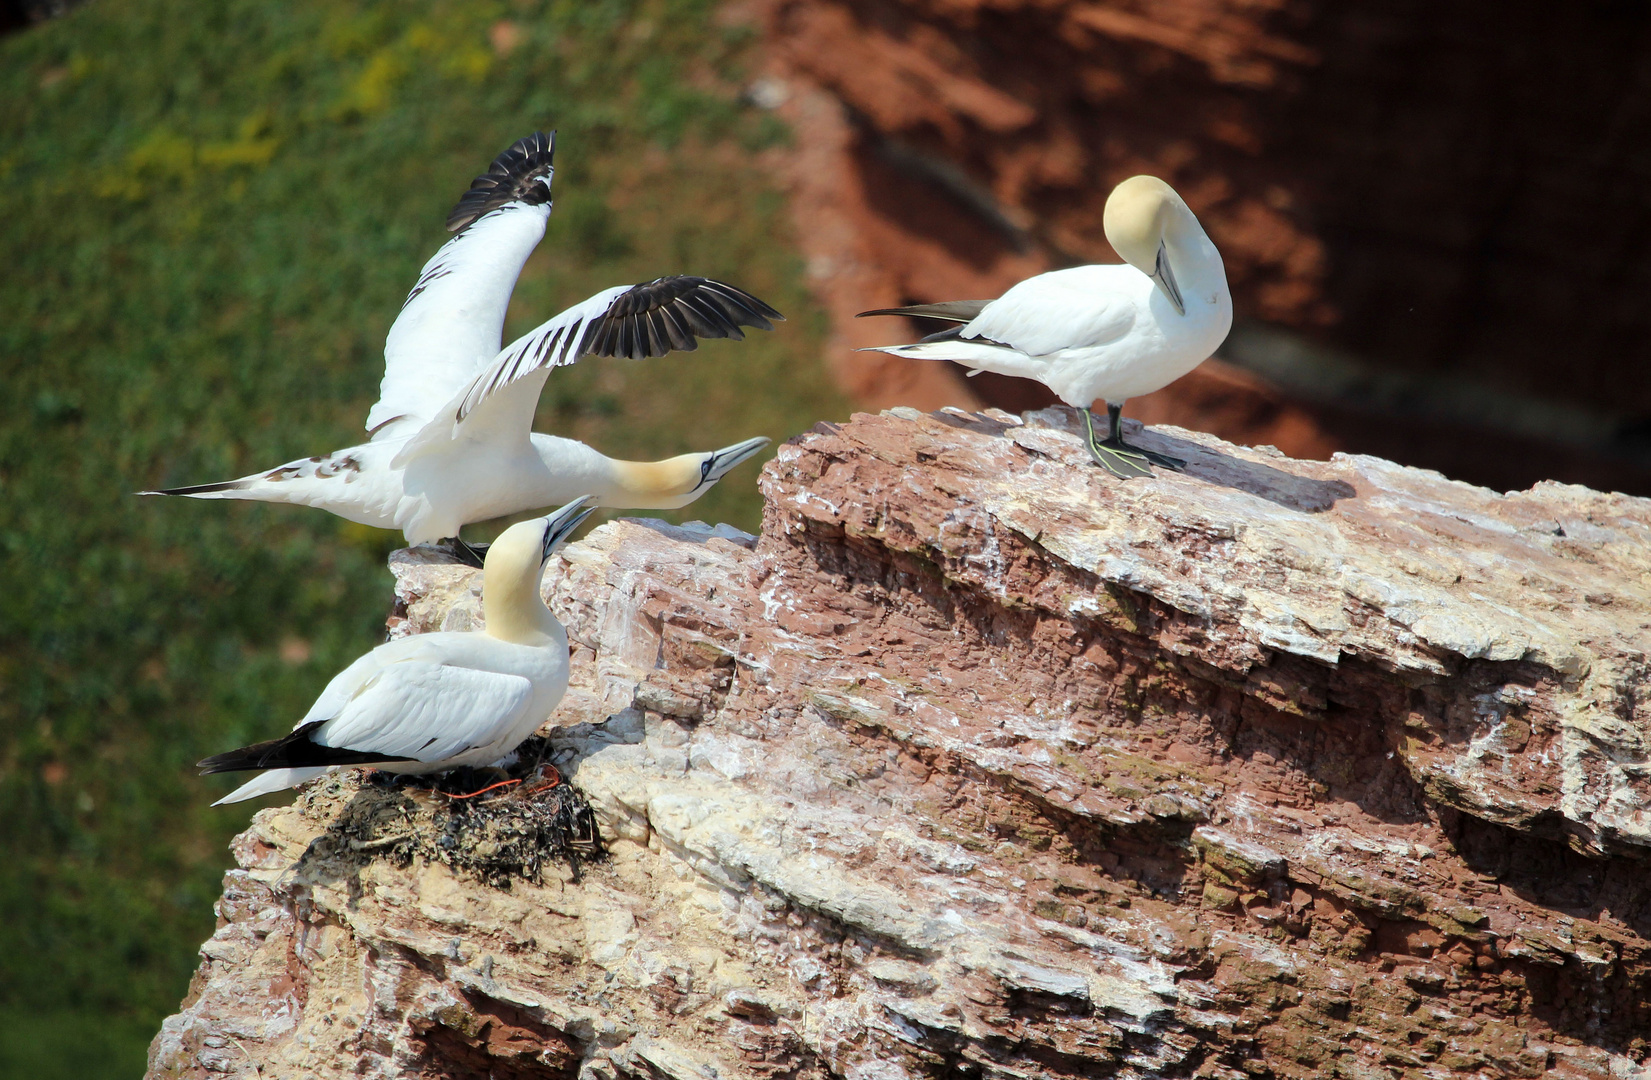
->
(144, 132, 780, 563)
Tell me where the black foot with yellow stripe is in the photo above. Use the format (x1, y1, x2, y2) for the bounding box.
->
(1082, 405, 1185, 479)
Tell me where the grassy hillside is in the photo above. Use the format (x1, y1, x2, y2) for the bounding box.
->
(0, 0, 843, 1075)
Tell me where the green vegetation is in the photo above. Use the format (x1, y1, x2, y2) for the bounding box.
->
(0, 0, 842, 1075)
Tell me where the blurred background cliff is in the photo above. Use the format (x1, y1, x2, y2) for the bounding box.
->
(756, 0, 1651, 494)
(2, 0, 1648, 1076)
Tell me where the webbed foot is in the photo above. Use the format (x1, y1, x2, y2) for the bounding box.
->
(1086, 437, 1154, 479)
(1082, 406, 1184, 477)
(1103, 438, 1184, 471)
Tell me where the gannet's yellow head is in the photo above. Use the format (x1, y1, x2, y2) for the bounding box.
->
(1103, 175, 1191, 316)
(482, 496, 593, 643)
(610, 436, 771, 510)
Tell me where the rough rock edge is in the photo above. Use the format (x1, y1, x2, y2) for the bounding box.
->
(150, 409, 1651, 1080)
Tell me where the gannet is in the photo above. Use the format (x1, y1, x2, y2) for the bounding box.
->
(143, 132, 781, 564)
(858, 175, 1231, 478)
(199, 497, 594, 805)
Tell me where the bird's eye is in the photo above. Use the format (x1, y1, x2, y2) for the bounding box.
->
(700, 458, 714, 483)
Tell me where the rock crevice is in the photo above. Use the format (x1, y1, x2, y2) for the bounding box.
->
(151, 409, 1651, 1079)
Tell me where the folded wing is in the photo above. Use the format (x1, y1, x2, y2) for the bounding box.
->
(962, 270, 1138, 358)
(365, 132, 557, 441)
(315, 660, 537, 763)
(197, 643, 536, 775)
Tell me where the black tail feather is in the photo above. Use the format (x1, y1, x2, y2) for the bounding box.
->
(139, 479, 249, 497)
(198, 720, 415, 775)
(857, 300, 991, 323)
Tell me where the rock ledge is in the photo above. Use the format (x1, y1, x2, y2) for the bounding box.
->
(151, 408, 1651, 1080)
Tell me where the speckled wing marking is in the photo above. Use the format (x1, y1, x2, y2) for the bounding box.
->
(445, 130, 556, 234)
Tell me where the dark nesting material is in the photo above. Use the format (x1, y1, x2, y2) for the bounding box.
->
(301, 737, 604, 889)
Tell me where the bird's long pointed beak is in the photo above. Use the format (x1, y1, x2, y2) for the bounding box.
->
(696, 436, 771, 491)
(1152, 241, 1186, 316)
(541, 495, 595, 562)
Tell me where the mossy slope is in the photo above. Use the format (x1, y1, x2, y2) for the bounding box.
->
(0, 1, 840, 1075)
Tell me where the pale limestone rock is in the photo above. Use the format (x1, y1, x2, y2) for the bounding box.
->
(151, 409, 1651, 1080)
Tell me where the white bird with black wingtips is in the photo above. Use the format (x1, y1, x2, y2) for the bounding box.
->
(143, 132, 781, 565)
(858, 175, 1231, 478)
(199, 497, 593, 806)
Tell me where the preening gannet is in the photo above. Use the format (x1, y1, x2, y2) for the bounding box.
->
(859, 175, 1231, 478)
(199, 497, 593, 806)
(143, 132, 781, 562)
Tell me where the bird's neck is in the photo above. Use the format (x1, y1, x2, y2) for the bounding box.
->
(482, 562, 565, 646)
(606, 455, 702, 510)
(1163, 216, 1227, 292)
(527, 435, 697, 508)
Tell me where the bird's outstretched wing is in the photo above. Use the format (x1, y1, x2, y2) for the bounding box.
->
(391, 276, 781, 465)
(365, 132, 557, 442)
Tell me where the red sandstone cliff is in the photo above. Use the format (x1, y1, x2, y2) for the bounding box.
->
(745, 0, 1651, 494)
(151, 409, 1651, 1079)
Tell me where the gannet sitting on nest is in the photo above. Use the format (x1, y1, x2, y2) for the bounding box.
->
(143, 132, 781, 565)
(858, 175, 1231, 478)
(199, 497, 593, 806)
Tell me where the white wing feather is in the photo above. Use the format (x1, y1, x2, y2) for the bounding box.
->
(315, 660, 536, 764)
(964, 265, 1139, 357)
(365, 203, 553, 440)
(388, 276, 780, 468)
(388, 286, 626, 468)
(454, 287, 629, 423)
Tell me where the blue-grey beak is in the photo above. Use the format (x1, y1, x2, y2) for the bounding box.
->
(1152, 241, 1185, 316)
(541, 495, 595, 562)
(695, 436, 771, 492)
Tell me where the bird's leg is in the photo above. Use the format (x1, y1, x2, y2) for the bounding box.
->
(440, 536, 489, 569)
(1082, 406, 1153, 479)
(1097, 403, 1185, 471)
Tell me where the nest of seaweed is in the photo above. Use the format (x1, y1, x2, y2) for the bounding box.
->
(294, 736, 605, 888)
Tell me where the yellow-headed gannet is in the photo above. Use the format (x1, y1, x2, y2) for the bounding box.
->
(858, 175, 1231, 478)
(198, 497, 593, 805)
(143, 132, 781, 564)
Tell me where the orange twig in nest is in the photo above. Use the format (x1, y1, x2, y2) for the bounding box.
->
(444, 778, 522, 800)
(525, 765, 563, 794)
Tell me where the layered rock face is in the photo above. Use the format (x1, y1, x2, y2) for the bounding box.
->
(151, 409, 1651, 1079)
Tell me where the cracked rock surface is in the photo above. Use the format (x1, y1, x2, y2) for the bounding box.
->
(149, 408, 1651, 1080)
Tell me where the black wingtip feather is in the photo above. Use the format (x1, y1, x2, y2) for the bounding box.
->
(198, 720, 416, 775)
(702, 281, 781, 328)
(446, 130, 557, 233)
